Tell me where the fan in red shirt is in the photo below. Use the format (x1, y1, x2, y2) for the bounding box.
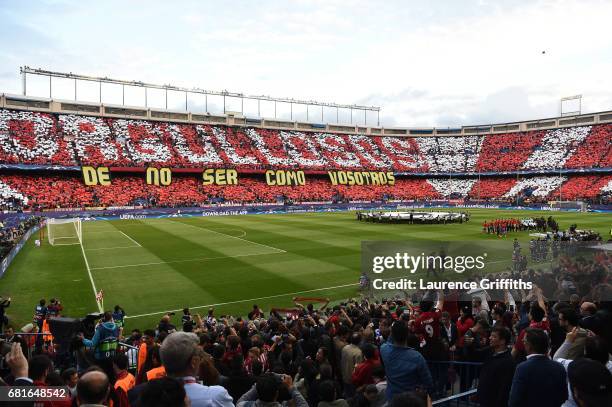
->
(29, 354, 72, 407)
(413, 292, 445, 344)
(351, 343, 381, 389)
(456, 307, 475, 349)
(512, 303, 550, 359)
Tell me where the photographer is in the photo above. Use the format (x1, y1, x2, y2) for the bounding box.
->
(47, 298, 63, 318)
(78, 311, 120, 382)
(112, 305, 126, 336)
(33, 299, 47, 331)
(237, 372, 308, 407)
(182, 308, 196, 333)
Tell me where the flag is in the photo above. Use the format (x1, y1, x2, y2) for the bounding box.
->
(96, 290, 104, 303)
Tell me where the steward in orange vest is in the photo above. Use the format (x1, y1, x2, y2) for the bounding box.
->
(112, 353, 135, 407)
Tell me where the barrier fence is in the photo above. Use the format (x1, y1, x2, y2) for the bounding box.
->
(118, 342, 139, 372)
(428, 360, 482, 406)
(432, 389, 478, 406)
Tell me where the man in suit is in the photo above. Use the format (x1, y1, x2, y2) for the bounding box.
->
(438, 311, 457, 396)
(440, 311, 458, 353)
(509, 328, 568, 407)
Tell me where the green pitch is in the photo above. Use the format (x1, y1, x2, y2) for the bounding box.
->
(1, 209, 611, 330)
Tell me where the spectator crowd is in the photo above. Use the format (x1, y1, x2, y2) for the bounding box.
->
(1, 109, 611, 173)
(1, 245, 611, 407)
(0, 215, 41, 260)
(0, 174, 610, 212)
(0, 107, 611, 210)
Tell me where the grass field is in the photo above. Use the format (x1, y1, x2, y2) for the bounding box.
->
(1, 209, 610, 330)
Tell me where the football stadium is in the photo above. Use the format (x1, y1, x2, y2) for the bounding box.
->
(0, 2, 611, 406)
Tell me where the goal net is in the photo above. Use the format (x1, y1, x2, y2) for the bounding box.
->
(549, 201, 588, 212)
(47, 218, 82, 246)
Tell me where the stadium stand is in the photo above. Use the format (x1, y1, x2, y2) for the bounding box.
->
(428, 179, 477, 198)
(555, 175, 612, 200)
(416, 135, 482, 172)
(0, 179, 29, 209)
(564, 124, 612, 169)
(1, 174, 611, 210)
(0, 107, 610, 210)
(475, 131, 544, 172)
(521, 127, 591, 170)
(503, 176, 568, 199)
(60, 115, 131, 167)
(1, 108, 611, 171)
(467, 178, 517, 199)
(1, 107, 611, 407)
(0, 109, 75, 166)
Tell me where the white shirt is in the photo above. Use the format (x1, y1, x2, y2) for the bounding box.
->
(443, 324, 452, 341)
(181, 376, 234, 407)
(554, 341, 612, 407)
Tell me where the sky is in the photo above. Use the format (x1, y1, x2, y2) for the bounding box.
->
(0, 0, 611, 127)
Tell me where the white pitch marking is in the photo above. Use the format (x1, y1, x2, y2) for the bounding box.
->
(118, 230, 142, 247)
(85, 245, 140, 251)
(123, 263, 518, 320)
(125, 282, 358, 319)
(160, 219, 286, 253)
(78, 233, 103, 313)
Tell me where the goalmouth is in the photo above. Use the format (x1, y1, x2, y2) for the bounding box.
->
(548, 201, 588, 212)
(47, 218, 82, 246)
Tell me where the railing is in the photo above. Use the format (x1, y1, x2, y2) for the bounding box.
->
(118, 341, 139, 373)
(432, 389, 478, 406)
(428, 360, 483, 405)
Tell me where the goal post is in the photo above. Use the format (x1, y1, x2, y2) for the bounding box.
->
(548, 200, 587, 212)
(47, 218, 82, 246)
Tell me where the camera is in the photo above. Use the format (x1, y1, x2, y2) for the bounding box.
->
(0, 340, 12, 357)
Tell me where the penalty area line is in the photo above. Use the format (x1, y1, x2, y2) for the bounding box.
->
(124, 282, 359, 320)
(162, 219, 286, 253)
(118, 230, 142, 247)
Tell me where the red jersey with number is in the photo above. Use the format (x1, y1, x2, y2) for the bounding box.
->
(414, 311, 441, 341)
